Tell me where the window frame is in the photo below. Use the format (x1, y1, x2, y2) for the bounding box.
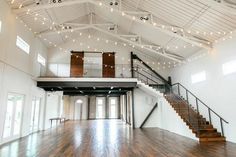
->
(16, 36, 30, 54)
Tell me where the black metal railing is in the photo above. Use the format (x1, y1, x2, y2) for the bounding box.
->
(130, 52, 229, 137)
(131, 52, 171, 93)
(41, 63, 132, 78)
(171, 83, 229, 136)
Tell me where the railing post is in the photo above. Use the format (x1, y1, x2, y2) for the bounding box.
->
(177, 84, 180, 96)
(196, 98, 199, 113)
(220, 118, 224, 137)
(131, 52, 134, 78)
(186, 90, 189, 104)
(208, 108, 212, 125)
(188, 104, 191, 124)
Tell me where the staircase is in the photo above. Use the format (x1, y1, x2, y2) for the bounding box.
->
(165, 94, 225, 142)
(131, 52, 229, 142)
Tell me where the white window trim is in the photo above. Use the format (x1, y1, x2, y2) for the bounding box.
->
(16, 36, 30, 54)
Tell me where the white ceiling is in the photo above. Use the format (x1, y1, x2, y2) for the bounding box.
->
(6, 0, 236, 62)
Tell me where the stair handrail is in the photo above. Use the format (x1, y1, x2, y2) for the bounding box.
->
(133, 65, 164, 83)
(172, 82, 228, 136)
(131, 52, 170, 86)
(134, 69, 160, 85)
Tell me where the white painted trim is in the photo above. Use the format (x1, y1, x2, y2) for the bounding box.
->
(36, 77, 138, 82)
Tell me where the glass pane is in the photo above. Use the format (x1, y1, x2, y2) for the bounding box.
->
(83, 53, 102, 77)
(111, 99, 116, 105)
(13, 96, 23, 135)
(97, 99, 103, 105)
(3, 95, 14, 138)
(97, 105, 103, 118)
(110, 104, 116, 118)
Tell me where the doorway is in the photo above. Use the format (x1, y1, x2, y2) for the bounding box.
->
(2, 94, 24, 141)
(74, 99, 83, 120)
(30, 97, 41, 133)
(108, 97, 119, 119)
(96, 97, 106, 119)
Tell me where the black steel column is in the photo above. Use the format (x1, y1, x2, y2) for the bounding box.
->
(131, 89, 135, 129)
(131, 51, 134, 78)
(87, 96, 90, 120)
(125, 93, 128, 123)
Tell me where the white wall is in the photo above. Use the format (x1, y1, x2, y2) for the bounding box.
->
(133, 88, 197, 140)
(170, 36, 236, 143)
(43, 92, 63, 129)
(46, 32, 170, 79)
(0, 0, 48, 145)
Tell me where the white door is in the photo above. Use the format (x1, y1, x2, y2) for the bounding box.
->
(2, 94, 24, 141)
(109, 97, 118, 119)
(96, 97, 106, 119)
(30, 97, 41, 133)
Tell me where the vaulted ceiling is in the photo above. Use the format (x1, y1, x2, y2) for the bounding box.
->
(7, 0, 236, 62)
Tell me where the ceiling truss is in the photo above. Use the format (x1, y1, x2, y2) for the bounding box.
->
(13, 0, 213, 50)
(37, 14, 184, 62)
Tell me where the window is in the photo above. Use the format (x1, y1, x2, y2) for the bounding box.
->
(0, 21, 2, 33)
(191, 71, 206, 84)
(98, 99, 103, 105)
(111, 99, 116, 105)
(3, 94, 24, 139)
(37, 54, 46, 66)
(16, 36, 30, 54)
(222, 60, 236, 75)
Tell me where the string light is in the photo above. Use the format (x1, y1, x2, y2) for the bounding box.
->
(20, 6, 235, 52)
(14, 8, 235, 70)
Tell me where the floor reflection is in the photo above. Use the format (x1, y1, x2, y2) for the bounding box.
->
(0, 120, 235, 157)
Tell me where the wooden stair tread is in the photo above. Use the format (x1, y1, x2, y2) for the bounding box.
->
(200, 137, 226, 142)
(165, 94, 225, 142)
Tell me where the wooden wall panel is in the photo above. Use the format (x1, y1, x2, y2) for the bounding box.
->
(103, 52, 115, 78)
(70, 52, 84, 77)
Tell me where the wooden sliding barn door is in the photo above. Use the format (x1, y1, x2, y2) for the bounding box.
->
(103, 52, 115, 78)
(70, 51, 84, 77)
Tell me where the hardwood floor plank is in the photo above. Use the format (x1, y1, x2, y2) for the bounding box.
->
(0, 120, 235, 157)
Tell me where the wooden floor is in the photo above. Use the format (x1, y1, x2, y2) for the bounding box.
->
(0, 120, 236, 157)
